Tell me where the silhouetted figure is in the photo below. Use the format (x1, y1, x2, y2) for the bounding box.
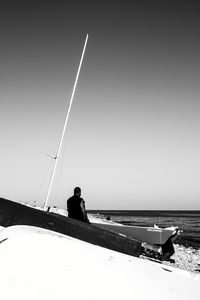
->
(161, 238, 175, 262)
(67, 187, 90, 223)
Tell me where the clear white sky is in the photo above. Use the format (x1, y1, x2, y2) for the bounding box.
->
(0, 1, 200, 209)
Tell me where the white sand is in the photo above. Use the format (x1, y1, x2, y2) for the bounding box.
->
(0, 225, 199, 300)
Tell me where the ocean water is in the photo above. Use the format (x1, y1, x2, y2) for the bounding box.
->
(89, 210, 200, 249)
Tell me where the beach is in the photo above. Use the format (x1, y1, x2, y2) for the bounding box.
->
(169, 244, 200, 272)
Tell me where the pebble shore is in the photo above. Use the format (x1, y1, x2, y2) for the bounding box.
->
(165, 244, 200, 272)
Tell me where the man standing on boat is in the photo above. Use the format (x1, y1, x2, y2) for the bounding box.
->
(67, 187, 90, 223)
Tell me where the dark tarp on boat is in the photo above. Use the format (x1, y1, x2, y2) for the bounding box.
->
(0, 198, 141, 258)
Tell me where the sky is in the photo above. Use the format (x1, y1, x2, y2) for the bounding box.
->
(0, 0, 200, 210)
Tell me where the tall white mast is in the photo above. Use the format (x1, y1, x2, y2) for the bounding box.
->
(44, 34, 89, 211)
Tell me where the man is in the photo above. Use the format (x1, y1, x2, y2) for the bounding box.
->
(67, 187, 90, 223)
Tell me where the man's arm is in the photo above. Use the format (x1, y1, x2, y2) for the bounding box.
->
(80, 200, 90, 223)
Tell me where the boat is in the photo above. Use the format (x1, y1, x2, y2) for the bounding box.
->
(91, 219, 180, 261)
(91, 221, 179, 245)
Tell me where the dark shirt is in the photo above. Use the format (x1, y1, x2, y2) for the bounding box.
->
(67, 195, 89, 223)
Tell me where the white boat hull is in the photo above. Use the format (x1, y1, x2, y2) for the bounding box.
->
(92, 222, 179, 245)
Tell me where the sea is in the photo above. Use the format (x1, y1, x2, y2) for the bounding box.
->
(89, 210, 200, 249)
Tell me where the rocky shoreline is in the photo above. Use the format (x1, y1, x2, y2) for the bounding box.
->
(164, 244, 200, 272)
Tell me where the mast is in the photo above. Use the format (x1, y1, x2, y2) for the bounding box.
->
(44, 34, 89, 211)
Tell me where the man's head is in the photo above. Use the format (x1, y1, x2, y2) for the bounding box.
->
(74, 186, 81, 197)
